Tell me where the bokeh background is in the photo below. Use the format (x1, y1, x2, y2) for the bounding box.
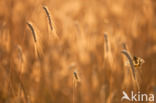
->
(0, 0, 156, 103)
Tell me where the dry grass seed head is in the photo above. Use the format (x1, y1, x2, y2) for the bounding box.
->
(121, 50, 136, 79)
(27, 22, 37, 42)
(73, 71, 79, 80)
(43, 6, 53, 31)
(121, 50, 141, 89)
(26, 22, 43, 58)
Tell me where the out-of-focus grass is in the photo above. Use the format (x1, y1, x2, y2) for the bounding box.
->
(0, 0, 156, 103)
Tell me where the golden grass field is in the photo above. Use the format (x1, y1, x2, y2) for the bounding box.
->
(0, 0, 156, 103)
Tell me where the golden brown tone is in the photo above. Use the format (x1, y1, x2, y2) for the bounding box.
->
(0, 0, 156, 103)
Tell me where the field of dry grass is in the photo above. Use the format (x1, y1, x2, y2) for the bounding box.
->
(0, 0, 156, 103)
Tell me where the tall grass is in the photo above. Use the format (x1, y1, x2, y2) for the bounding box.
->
(0, 1, 155, 103)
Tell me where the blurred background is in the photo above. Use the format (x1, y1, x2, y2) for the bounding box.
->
(0, 0, 156, 103)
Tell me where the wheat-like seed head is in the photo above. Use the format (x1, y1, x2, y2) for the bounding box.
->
(73, 71, 79, 80)
(43, 6, 53, 31)
(121, 50, 136, 79)
(26, 22, 37, 42)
